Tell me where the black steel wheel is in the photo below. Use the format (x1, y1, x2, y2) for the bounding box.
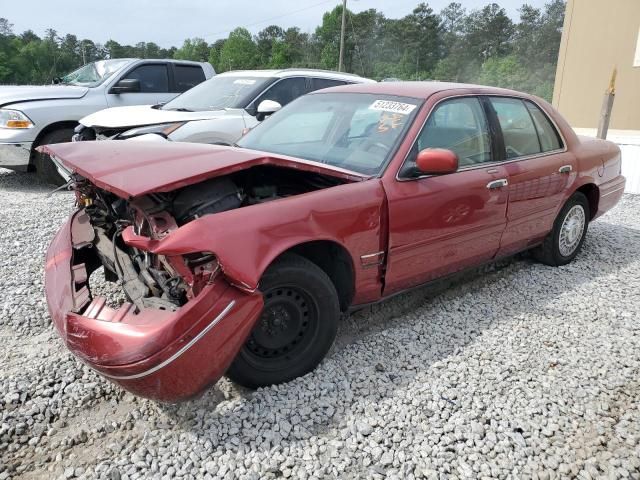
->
(226, 253, 339, 388)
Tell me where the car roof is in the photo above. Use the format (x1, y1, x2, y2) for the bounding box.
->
(311, 81, 531, 99)
(218, 68, 375, 83)
(141, 58, 209, 66)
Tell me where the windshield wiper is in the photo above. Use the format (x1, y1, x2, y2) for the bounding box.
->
(165, 107, 193, 112)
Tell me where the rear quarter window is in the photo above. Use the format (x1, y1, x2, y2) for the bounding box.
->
(525, 101, 563, 152)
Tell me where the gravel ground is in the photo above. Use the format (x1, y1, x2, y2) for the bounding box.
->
(1, 168, 639, 480)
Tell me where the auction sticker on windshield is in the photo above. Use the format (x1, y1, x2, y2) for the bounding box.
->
(234, 79, 257, 85)
(369, 100, 417, 115)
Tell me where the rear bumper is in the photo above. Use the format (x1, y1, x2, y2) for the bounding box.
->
(0, 141, 32, 170)
(45, 211, 263, 402)
(595, 175, 626, 219)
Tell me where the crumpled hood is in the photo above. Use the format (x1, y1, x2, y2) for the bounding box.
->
(0, 85, 89, 107)
(80, 105, 233, 129)
(38, 141, 367, 198)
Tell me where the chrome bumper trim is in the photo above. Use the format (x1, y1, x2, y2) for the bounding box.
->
(96, 300, 236, 380)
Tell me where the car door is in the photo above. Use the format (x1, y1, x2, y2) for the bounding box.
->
(106, 63, 174, 107)
(487, 97, 576, 257)
(383, 96, 509, 295)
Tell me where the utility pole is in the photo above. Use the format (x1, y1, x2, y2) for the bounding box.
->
(338, 0, 347, 72)
(597, 67, 617, 139)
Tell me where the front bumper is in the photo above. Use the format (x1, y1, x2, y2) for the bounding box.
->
(45, 210, 264, 402)
(0, 142, 32, 170)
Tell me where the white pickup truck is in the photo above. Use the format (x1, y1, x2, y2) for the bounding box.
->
(0, 58, 214, 184)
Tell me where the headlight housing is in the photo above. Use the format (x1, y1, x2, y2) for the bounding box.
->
(118, 122, 185, 140)
(0, 109, 34, 129)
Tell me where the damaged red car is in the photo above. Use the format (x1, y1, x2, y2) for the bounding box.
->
(43, 82, 625, 402)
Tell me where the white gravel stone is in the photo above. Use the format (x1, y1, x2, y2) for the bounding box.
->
(1, 169, 640, 479)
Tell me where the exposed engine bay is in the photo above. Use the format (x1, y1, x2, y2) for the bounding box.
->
(73, 165, 347, 312)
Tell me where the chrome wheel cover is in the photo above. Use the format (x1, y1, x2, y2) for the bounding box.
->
(558, 205, 586, 256)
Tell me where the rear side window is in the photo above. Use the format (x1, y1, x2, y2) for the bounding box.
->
(123, 64, 169, 93)
(525, 101, 563, 152)
(310, 78, 347, 91)
(174, 65, 205, 92)
(489, 97, 541, 159)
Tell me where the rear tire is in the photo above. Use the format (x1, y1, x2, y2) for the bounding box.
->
(226, 253, 340, 389)
(34, 128, 74, 186)
(532, 192, 590, 266)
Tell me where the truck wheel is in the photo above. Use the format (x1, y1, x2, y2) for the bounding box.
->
(532, 192, 590, 266)
(226, 253, 340, 389)
(34, 128, 74, 186)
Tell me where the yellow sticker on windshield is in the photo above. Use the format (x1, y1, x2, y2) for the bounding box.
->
(369, 100, 416, 115)
(377, 112, 405, 133)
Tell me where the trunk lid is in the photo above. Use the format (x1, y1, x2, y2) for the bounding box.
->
(39, 141, 367, 198)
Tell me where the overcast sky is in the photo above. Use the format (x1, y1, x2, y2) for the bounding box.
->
(3, 0, 549, 48)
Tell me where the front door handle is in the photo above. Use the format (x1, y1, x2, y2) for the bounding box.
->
(486, 179, 508, 190)
(558, 165, 572, 174)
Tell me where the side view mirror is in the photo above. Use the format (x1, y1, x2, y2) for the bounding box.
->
(415, 148, 458, 175)
(256, 100, 282, 121)
(110, 78, 141, 94)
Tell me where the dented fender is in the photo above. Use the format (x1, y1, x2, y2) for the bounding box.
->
(122, 179, 388, 304)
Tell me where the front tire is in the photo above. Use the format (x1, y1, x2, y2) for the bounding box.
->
(34, 128, 74, 186)
(226, 253, 340, 389)
(533, 192, 590, 266)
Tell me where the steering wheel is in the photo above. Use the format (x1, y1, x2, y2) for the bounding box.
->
(362, 138, 391, 155)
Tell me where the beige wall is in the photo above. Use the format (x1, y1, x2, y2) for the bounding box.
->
(553, 0, 640, 130)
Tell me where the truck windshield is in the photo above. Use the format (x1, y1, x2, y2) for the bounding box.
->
(59, 59, 130, 87)
(162, 75, 273, 112)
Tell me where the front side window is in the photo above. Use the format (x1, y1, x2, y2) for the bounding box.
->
(254, 77, 308, 107)
(525, 101, 563, 152)
(238, 92, 422, 176)
(415, 97, 492, 168)
(123, 64, 169, 93)
(490, 97, 541, 159)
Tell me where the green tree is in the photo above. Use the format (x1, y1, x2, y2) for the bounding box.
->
(218, 28, 257, 71)
(464, 3, 514, 60)
(208, 39, 226, 71)
(174, 37, 210, 62)
(255, 25, 285, 67)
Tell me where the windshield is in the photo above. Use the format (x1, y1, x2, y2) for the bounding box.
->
(60, 59, 130, 87)
(163, 75, 274, 112)
(237, 92, 422, 176)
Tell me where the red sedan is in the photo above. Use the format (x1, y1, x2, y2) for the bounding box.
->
(42, 82, 625, 402)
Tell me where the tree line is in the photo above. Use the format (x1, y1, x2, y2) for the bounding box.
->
(0, 1, 564, 100)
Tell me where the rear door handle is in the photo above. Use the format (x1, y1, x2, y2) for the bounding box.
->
(558, 165, 572, 174)
(486, 179, 508, 190)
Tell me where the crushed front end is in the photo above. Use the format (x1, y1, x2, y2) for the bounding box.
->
(45, 177, 263, 402)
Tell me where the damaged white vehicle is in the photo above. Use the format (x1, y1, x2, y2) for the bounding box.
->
(74, 69, 374, 146)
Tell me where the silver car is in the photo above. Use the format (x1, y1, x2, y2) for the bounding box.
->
(0, 58, 214, 183)
(75, 69, 375, 148)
